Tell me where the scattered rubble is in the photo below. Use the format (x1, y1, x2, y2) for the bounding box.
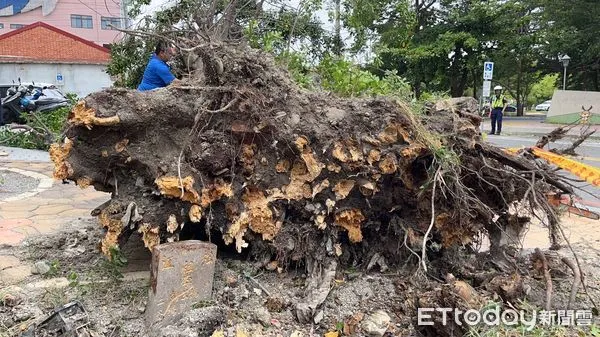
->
(253, 306, 272, 326)
(1, 221, 600, 336)
(30, 261, 50, 276)
(361, 310, 390, 337)
(295, 260, 337, 324)
(21, 301, 91, 337)
(157, 306, 226, 337)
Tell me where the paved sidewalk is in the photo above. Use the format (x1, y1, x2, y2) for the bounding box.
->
(1, 161, 108, 245)
(0, 146, 51, 162)
(1, 149, 108, 284)
(524, 215, 600, 249)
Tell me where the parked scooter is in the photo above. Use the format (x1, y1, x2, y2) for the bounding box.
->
(0, 79, 69, 125)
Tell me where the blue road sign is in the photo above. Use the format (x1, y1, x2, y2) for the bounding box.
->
(483, 61, 494, 80)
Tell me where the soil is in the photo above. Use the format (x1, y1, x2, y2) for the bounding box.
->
(1, 218, 600, 337)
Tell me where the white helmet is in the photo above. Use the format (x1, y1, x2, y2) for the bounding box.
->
(494, 85, 503, 90)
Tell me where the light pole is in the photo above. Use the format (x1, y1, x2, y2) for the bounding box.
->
(560, 54, 571, 90)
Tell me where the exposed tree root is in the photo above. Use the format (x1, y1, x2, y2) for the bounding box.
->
(534, 248, 553, 311)
(556, 220, 599, 311)
(561, 257, 581, 309)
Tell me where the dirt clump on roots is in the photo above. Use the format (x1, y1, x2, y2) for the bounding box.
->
(45, 38, 587, 336)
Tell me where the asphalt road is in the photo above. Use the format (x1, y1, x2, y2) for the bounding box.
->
(486, 134, 600, 212)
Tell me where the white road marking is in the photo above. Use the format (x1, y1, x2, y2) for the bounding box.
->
(492, 135, 600, 148)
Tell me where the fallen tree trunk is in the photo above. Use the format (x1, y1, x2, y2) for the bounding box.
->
(50, 43, 567, 273)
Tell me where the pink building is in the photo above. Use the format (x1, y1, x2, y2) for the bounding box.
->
(0, 0, 124, 46)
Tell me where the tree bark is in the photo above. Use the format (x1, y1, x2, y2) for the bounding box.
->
(449, 47, 468, 97)
(414, 77, 422, 99)
(516, 59, 524, 116)
(472, 68, 478, 99)
(333, 0, 342, 56)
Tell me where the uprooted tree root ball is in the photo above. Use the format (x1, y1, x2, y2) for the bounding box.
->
(50, 42, 578, 335)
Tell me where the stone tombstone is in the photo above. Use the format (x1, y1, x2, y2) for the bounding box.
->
(145, 240, 217, 330)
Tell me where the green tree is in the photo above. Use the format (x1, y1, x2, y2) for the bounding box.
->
(244, 2, 332, 58)
(344, 0, 509, 98)
(317, 56, 411, 97)
(538, 0, 600, 91)
(490, 0, 543, 115)
(528, 73, 559, 107)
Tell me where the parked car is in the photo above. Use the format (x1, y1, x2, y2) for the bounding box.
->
(479, 103, 517, 115)
(535, 100, 551, 111)
(504, 104, 517, 113)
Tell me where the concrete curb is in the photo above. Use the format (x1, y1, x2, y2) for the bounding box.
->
(0, 167, 54, 203)
(0, 146, 50, 162)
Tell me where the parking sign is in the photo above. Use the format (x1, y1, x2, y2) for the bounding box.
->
(482, 80, 491, 97)
(56, 73, 64, 85)
(483, 61, 494, 80)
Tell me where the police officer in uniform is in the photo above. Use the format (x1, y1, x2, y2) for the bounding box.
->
(489, 85, 507, 135)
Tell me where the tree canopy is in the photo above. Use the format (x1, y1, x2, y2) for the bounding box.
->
(106, 0, 600, 114)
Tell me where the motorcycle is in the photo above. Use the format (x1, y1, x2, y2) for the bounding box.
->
(0, 79, 69, 125)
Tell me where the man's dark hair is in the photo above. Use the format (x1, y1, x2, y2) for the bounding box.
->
(155, 41, 168, 55)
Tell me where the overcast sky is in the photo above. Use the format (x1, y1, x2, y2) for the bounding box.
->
(134, 0, 343, 37)
(136, 0, 330, 23)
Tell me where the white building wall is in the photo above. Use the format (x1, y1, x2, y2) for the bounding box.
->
(0, 63, 112, 97)
(547, 89, 600, 118)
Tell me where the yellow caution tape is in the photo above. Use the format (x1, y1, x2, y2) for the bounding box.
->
(531, 147, 600, 187)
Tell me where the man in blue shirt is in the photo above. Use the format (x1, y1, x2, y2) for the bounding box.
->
(138, 42, 179, 91)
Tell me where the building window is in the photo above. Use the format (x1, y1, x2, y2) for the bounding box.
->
(101, 17, 121, 30)
(10, 24, 25, 29)
(0, 23, 4, 29)
(71, 15, 93, 29)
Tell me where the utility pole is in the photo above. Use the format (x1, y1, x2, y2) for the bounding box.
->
(120, 0, 130, 30)
(560, 54, 570, 90)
